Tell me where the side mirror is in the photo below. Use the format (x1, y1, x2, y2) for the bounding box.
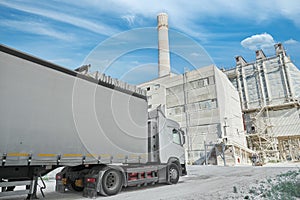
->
(180, 129, 186, 145)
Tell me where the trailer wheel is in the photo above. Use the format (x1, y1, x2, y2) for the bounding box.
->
(101, 169, 122, 196)
(167, 163, 180, 184)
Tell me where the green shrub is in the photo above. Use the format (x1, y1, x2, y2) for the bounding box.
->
(268, 160, 279, 163)
(245, 169, 300, 199)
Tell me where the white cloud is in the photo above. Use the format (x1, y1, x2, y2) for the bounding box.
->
(241, 33, 275, 51)
(0, 20, 74, 41)
(67, 0, 300, 39)
(275, 1, 300, 27)
(2, 0, 300, 40)
(1, 0, 300, 73)
(284, 39, 299, 45)
(190, 52, 200, 57)
(131, 60, 140, 65)
(122, 14, 136, 26)
(0, 1, 120, 36)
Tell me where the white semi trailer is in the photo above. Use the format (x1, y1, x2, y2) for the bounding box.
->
(0, 44, 186, 199)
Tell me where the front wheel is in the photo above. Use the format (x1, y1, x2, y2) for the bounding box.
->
(166, 163, 180, 184)
(101, 169, 123, 196)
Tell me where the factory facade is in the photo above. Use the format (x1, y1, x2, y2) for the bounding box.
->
(225, 44, 300, 162)
(139, 65, 254, 165)
(139, 13, 254, 165)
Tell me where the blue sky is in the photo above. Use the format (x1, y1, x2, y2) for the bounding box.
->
(1, 0, 300, 84)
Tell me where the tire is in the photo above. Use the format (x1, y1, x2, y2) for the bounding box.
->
(167, 163, 180, 185)
(101, 169, 122, 196)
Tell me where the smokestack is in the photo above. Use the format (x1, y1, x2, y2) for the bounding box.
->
(157, 13, 171, 77)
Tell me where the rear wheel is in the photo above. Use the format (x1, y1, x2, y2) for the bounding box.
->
(167, 163, 180, 184)
(101, 169, 122, 196)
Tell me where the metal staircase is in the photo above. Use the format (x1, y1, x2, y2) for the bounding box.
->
(248, 105, 276, 161)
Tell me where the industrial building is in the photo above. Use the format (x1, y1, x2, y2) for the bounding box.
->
(225, 44, 300, 162)
(139, 13, 254, 165)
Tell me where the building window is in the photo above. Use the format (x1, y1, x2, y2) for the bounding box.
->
(211, 99, 218, 108)
(209, 76, 215, 85)
(187, 99, 217, 112)
(154, 84, 160, 90)
(167, 106, 184, 116)
(188, 76, 214, 90)
(147, 87, 150, 91)
(203, 78, 209, 86)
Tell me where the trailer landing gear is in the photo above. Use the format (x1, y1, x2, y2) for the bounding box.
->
(0, 175, 45, 200)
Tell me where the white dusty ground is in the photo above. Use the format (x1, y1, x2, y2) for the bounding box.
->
(2, 162, 299, 200)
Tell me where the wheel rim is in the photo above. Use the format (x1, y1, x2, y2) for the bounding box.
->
(105, 171, 120, 191)
(169, 167, 178, 181)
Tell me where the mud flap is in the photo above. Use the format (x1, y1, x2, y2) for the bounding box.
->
(83, 188, 97, 198)
(55, 180, 66, 193)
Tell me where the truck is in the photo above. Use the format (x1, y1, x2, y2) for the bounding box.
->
(0, 44, 187, 199)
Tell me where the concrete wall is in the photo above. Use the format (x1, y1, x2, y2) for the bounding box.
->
(215, 67, 247, 146)
(268, 108, 300, 137)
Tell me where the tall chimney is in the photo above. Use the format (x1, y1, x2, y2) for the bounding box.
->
(157, 13, 171, 77)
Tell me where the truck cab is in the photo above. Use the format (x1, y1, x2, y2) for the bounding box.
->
(148, 108, 186, 176)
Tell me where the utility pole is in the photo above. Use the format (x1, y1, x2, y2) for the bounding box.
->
(222, 143, 226, 166)
(183, 70, 191, 163)
(204, 141, 207, 165)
